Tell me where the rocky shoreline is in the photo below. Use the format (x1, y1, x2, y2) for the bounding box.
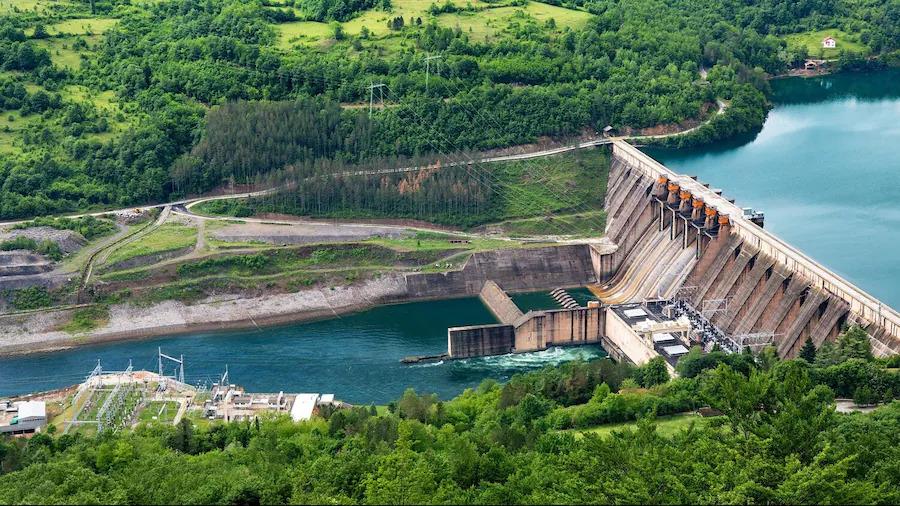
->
(0, 274, 412, 356)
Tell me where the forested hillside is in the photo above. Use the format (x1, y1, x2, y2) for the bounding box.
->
(0, 0, 897, 220)
(0, 328, 898, 504)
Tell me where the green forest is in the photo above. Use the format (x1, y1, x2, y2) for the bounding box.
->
(0, 0, 898, 221)
(1, 327, 898, 504)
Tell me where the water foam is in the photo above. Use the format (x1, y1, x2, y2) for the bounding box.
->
(451, 345, 606, 372)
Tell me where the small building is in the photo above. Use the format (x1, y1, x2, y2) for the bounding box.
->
(289, 393, 341, 422)
(0, 400, 47, 435)
(290, 394, 320, 422)
(822, 36, 836, 49)
(602, 125, 615, 136)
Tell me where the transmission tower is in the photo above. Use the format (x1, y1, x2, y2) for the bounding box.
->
(158, 347, 184, 384)
(366, 82, 386, 117)
(701, 298, 729, 319)
(97, 361, 134, 433)
(674, 285, 697, 302)
(424, 53, 442, 93)
(731, 332, 779, 353)
(64, 360, 103, 434)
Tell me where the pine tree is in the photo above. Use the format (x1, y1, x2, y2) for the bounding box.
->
(799, 337, 817, 363)
(837, 325, 873, 361)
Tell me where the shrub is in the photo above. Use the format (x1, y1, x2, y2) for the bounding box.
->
(176, 254, 271, 277)
(0, 237, 63, 260)
(10, 286, 52, 310)
(61, 306, 110, 333)
(633, 356, 670, 387)
(12, 216, 117, 240)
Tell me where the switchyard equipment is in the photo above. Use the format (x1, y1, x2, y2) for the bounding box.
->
(65, 360, 145, 434)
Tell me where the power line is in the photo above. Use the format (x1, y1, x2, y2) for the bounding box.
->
(436, 72, 604, 225)
(376, 86, 586, 239)
(424, 53, 442, 94)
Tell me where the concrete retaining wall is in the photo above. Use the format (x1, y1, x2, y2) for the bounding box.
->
(514, 307, 605, 352)
(479, 280, 524, 325)
(448, 324, 515, 358)
(604, 308, 657, 366)
(402, 245, 599, 300)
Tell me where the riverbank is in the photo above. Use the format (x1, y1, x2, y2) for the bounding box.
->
(0, 274, 408, 355)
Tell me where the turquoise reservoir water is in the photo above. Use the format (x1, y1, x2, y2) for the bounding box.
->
(646, 70, 900, 309)
(0, 295, 605, 402)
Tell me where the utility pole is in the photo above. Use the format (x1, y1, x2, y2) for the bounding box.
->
(424, 54, 442, 94)
(366, 82, 386, 117)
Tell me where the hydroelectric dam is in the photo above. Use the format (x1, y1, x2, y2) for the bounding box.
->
(445, 140, 900, 364)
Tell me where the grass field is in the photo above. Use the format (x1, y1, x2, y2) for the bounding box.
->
(274, 1, 593, 48)
(104, 223, 198, 267)
(437, 3, 593, 41)
(784, 29, 868, 59)
(492, 148, 608, 220)
(138, 401, 179, 425)
(0, 0, 72, 15)
(33, 34, 105, 69)
(0, 110, 38, 155)
(366, 231, 522, 252)
(343, 0, 491, 36)
(568, 413, 713, 439)
(276, 20, 334, 48)
(485, 210, 607, 238)
(49, 17, 118, 36)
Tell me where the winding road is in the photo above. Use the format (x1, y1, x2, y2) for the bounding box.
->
(0, 99, 728, 230)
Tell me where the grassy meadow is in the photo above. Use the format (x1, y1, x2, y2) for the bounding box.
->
(784, 28, 869, 59)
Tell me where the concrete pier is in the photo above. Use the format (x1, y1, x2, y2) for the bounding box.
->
(479, 280, 524, 325)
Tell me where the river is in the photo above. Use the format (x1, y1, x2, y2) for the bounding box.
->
(0, 290, 605, 403)
(646, 69, 900, 309)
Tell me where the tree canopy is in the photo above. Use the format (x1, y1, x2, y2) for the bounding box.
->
(1, 330, 898, 504)
(0, 0, 896, 219)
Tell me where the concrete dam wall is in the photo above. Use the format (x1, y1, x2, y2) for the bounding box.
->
(603, 141, 899, 357)
(401, 244, 612, 300)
